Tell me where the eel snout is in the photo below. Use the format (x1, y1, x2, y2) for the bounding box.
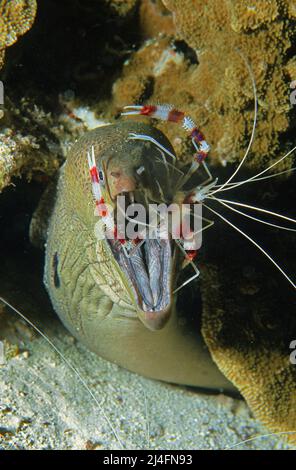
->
(109, 235, 173, 330)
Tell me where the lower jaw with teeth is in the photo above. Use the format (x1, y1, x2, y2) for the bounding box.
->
(109, 237, 172, 331)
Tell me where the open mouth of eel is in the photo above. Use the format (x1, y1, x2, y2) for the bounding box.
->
(108, 227, 173, 331)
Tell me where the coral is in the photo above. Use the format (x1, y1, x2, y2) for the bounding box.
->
(0, 95, 91, 192)
(111, 37, 204, 161)
(286, 57, 296, 82)
(200, 253, 296, 446)
(0, 48, 4, 69)
(110, 0, 296, 170)
(227, 0, 280, 32)
(139, 0, 174, 38)
(0, 0, 37, 69)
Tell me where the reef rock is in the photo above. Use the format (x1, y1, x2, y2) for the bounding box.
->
(0, 94, 86, 192)
(0, 0, 37, 70)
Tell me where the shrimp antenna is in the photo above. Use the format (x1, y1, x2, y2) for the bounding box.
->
(211, 145, 296, 195)
(208, 196, 296, 232)
(207, 197, 296, 226)
(203, 203, 295, 289)
(214, 166, 296, 188)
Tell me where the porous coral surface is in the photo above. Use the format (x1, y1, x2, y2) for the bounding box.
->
(0, 0, 37, 69)
(111, 0, 296, 170)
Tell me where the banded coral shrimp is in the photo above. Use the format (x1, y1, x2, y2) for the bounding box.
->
(120, 87, 296, 292)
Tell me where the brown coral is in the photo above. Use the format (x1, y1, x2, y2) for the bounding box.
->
(0, 95, 88, 193)
(201, 263, 296, 446)
(139, 0, 174, 38)
(110, 0, 295, 171)
(227, 0, 280, 32)
(0, 0, 37, 69)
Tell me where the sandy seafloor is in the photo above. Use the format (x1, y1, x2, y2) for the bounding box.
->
(0, 306, 291, 451)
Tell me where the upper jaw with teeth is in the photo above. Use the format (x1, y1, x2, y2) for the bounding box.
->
(108, 231, 173, 331)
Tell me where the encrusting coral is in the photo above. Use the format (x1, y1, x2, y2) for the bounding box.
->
(0, 95, 97, 192)
(139, 0, 174, 38)
(0, 0, 37, 70)
(0, 0, 38, 189)
(111, 0, 296, 171)
(201, 262, 296, 446)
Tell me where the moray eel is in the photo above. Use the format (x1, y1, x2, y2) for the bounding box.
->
(43, 121, 296, 444)
(44, 121, 234, 391)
